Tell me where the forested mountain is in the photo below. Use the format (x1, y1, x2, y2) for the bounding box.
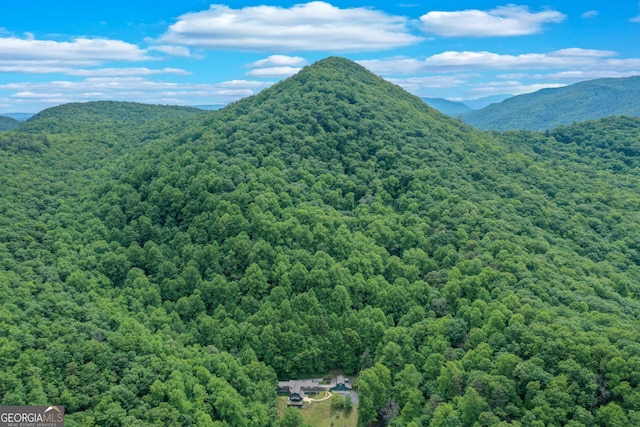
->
(23, 101, 206, 131)
(463, 75, 640, 131)
(421, 98, 472, 117)
(18, 101, 208, 151)
(3, 56, 640, 426)
(0, 115, 20, 131)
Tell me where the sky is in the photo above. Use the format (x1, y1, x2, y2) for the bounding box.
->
(1, 1, 640, 113)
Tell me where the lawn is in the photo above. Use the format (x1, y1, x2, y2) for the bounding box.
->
(277, 396, 358, 427)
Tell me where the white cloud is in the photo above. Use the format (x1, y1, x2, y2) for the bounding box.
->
(387, 75, 468, 93)
(66, 68, 190, 77)
(2, 77, 270, 94)
(419, 5, 565, 37)
(245, 55, 306, 77)
(1, 77, 273, 111)
(499, 70, 640, 81)
(0, 36, 150, 64)
(631, 15, 640, 23)
(357, 48, 640, 99)
(158, 2, 422, 52)
(356, 57, 425, 74)
(467, 81, 566, 97)
(551, 48, 615, 57)
(0, 64, 189, 76)
(249, 55, 306, 68)
(582, 10, 599, 19)
(359, 48, 628, 74)
(12, 91, 67, 100)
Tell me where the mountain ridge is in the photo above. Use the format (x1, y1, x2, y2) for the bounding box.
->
(422, 97, 473, 116)
(0, 115, 20, 131)
(462, 75, 640, 131)
(20, 100, 207, 133)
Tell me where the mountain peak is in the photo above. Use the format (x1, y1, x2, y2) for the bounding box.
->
(253, 56, 395, 101)
(210, 56, 472, 166)
(307, 55, 364, 69)
(223, 56, 450, 130)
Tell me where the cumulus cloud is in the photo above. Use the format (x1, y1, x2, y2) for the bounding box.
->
(467, 81, 566, 97)
(0, 36, 150, 64)
(157, 2, 422, 52)
(419, 5, 565, 37)
(67, 68, 190, 77)
(0, 64, 189, 76)
(631, 15, 640, 23)
(249, 55, 306, 68)
(0, 77, 272, 111)
(359, 48, 628, 74)
(500, 70, 640, 81)
(245, 55, 306, 77)
(357, 48, 640, 99)
(386, 75, 468, 94)
(582, 10, 599, 19)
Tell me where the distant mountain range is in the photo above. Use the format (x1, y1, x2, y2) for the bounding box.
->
(422, 94, 512, 117)
(460, 76, 640, 131)
(421, 98, 473, 116)
(6, 74, 640, 134)
(2, 112, 35, 122)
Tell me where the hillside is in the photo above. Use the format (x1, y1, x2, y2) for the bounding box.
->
(422, 97, 472, 116)
(22, 100, 205, 129)
(463, 75, 640, 131)
(0, 115, 20, 131)
(18, 101, 208, 149)
(3, 57, 640, 426)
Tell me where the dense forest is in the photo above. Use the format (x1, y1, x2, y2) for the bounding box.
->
(462, 75, 640, 131)
(0, 116, 20, 131)
(3, 57, 640, 426)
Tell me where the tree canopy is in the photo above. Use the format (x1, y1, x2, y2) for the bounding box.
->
(3, 57, 640, 426)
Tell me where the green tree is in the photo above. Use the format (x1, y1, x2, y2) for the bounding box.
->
(280, 408, 304, 427)
(597, 402, 629, 427)
(358, 363, 392, 426)
(331, 393, 345, 410)
(458, 387, 488, 427)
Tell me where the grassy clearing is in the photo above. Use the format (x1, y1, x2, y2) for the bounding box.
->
(277, 396, 358, 427)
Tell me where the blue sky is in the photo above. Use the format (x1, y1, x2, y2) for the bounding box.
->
(1, 1, 640, 113)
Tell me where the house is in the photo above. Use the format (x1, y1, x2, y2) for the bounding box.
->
(287, 384, 305, 407)
(278, 376, 352, 406)
(329, 375, 351, 392)
(278, 380, 321, 406)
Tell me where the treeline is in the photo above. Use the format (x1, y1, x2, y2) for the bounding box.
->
(2, 57, 640, 426)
